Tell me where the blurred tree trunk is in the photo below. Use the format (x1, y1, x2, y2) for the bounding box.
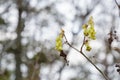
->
(14, 0, 24, 80)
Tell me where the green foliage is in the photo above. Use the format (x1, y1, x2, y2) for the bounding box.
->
(0, 70, 10, 80)
(33, 52, 48, 63)
(0, 17, 6, 25)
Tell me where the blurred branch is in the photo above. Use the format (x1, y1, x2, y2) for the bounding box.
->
(58, 63, 65, 80)
(0, 40, 14, 70)
(115, 0, 120, 17)
(64, 34, 109, 80)
(114, 47, 120, 53)
(0, 3, 11, 15)
(30, 60, 40, 80)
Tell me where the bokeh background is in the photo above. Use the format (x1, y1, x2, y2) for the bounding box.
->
(0, 0, 120, 80)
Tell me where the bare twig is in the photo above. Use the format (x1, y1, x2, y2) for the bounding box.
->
(58, 63, 65, 80)
(80, 36, 85, 52)
(64, 34, 109, 80)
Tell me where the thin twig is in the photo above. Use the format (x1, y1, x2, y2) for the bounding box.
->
(80, 36, 85, 52)
(64, 34, 109, 80)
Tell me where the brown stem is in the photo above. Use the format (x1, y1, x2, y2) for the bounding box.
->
(80, 36, 85, 52)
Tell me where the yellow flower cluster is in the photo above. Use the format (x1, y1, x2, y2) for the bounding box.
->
(82, 16, 96, 51)
(88, 16, 96, 40)
(85, 40, 91, 51)
(82, 16, 96, 40)
(55, 29, 64, 51)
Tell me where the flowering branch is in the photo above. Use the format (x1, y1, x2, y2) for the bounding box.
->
(55, 16, 109, 80)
